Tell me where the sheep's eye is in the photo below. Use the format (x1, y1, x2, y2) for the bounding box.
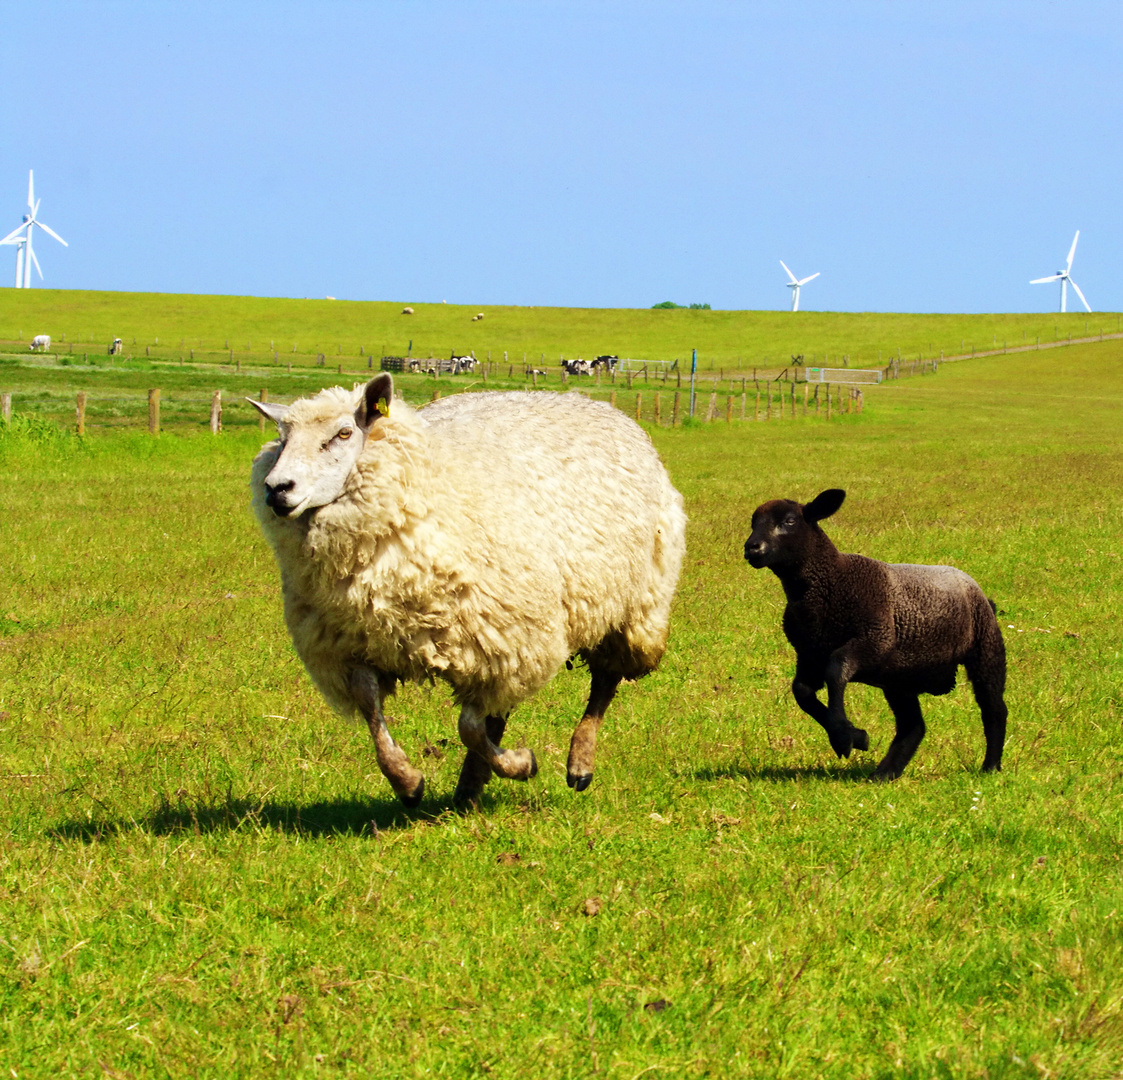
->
(784, 517, 797, 527)
(337, 427, 353, 441)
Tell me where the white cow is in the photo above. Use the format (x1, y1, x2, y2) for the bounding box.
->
(30, 334, 51, 352)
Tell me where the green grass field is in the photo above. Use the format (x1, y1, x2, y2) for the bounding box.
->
(2, 287, 1120, 372)
(1, 321, 1121, 1076)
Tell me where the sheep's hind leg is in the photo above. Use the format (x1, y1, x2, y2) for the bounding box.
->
(567, 668, 622, 792)
(967, 664, 1007, 773)
(875, 688, 926, 780)
(452, 714, 508, 806)
(350, 669, 425, 808)
(458, 705, 537, 783)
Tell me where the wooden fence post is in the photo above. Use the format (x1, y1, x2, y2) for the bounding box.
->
(76, 391, 86, 436)
(672, 392, 680, 426)
(707, 391, 716, 421)
(431, 389, 441, 402)
(803, 383, 809, 415)
(1, 393, 10, 424)
(210, 391, 222, 434)
(740, 392, 746, 420)
(635, 392, 642, 422)
(148, 389, 160, 435)
(654, 393, 661, 425)
(825, 384, 831, 421)
(725, 396, 732, 422)
(610, 390, 617, 411)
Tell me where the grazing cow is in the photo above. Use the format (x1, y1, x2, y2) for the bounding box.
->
(30, 334, 51, 352)
(108, 337, 123, 356)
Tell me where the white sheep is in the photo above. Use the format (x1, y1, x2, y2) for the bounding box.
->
(250, 375, 686, 808)
(29, 334, 50, 352)
(402, 306, 414, 315)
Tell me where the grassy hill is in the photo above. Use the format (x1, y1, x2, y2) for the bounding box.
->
(1, 288, 1119, 371)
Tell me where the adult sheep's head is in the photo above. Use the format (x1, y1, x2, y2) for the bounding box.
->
(249, 374, 394, 518)
(744, 488, 845, 571)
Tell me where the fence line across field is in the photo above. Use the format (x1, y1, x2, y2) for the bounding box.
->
(1, 382, 872, 435)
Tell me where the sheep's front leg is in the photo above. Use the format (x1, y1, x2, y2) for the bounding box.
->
(876, 688, 926, 779)
(813, 642, 871, 763)
(452, 714, 508, 807)
(349, 668, 425, 808)
(566, 668, 622, 792)
(458, 705, 537, 783)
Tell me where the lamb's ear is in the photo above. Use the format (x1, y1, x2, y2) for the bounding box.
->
(247, 398, 290, 426)
(804, 488, 846, 523)
(356, 373, 393, 431)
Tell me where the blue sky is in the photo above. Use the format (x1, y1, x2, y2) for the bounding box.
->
(2, 1, 1121, 312)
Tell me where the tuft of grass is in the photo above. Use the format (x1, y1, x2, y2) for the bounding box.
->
(0, 340, 1120, 1076)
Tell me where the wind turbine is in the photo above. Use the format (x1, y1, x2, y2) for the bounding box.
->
(0, 234, 25, 288)
(780, 260, 819, 312)
(1, 170, 68, 288)
(1030, 231, 1090, 313)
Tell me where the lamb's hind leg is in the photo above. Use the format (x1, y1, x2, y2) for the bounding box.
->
(452, 714, 508, 806)
(876, 688, 926, 780)
(350, 668, 425, 808)
(567, 667, 622, 792)
(967, 659, 1007, 773)
(457, 705, 537, 783)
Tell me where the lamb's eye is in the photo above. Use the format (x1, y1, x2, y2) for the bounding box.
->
(337, 428, 353, 441)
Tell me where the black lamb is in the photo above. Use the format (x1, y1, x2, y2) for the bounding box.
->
(744, 488, 1007, 778)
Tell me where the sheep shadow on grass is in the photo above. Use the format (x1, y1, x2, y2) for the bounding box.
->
(47, 794, 448, 844)
(692, 762, 880, 785)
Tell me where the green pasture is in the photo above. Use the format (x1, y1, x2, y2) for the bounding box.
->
(1, 287, 1120, 372)
(1, 336, 1121, 1077)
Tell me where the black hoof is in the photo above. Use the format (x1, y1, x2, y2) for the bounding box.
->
(399, 777, 425, 808)
(567, 772, 593, 792)
(524, 751, 538, 781)
(872, 766, 900, 782)
(852, 728, 870, 752)
(829, 734, 853, 759)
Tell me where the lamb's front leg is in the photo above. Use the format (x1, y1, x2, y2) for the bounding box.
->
(457, 705, 537, 783)
(349, 668, 425, 807)
(802, 650, 870, 759)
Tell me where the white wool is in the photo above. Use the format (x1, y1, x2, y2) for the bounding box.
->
(252, 388, 686, 720)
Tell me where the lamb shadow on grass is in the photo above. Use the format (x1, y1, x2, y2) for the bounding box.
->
(48, 793, 461, 844)
(693, 761, 880, 784)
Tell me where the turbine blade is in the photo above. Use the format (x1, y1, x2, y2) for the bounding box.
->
(1066, 230, 1079, 272)
(27, 170, 34, 210)
(780, 260, 798, 283)
(36, 221, 67, 246)
(1069, 278, 1092, 312)
(0, 223, 27, 245)
(30, 246, 42, 279)
(1029, 274, 1062, 284)
(797, 272, 820, 286)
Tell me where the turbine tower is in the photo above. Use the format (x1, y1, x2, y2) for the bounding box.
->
(1030, 231, 1090, 313)
(1, 170, 68, 288)
(780, 260, 819, 312)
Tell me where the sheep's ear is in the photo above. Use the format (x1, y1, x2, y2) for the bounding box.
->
(247, 398, 290, 426)
(357, 374, 393, 430)
(804, 488, 845, 523)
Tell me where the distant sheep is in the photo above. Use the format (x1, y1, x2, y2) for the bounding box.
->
(471, 312, 485, 321)
(744, 489, 1007, 778)
(250, 376, 686, 807)
(402, 306, 414, 315)
(29, 334, 50, 352)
